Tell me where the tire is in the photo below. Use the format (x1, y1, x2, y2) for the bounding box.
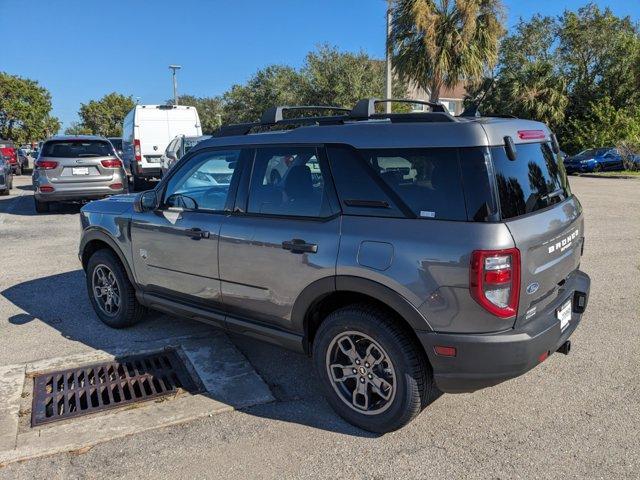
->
(34, 198, 49, 213)
(86, 249, 146, 328)
(312, 304, 432, 433)
(129, 175, 145, 192)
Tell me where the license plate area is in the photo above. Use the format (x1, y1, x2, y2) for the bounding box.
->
(72, 167, 90, 175)
(556, 299, 572, 331)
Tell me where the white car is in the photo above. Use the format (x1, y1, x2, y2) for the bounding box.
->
(121, 105, 202, 190)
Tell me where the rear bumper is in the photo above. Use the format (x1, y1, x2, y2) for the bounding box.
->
(132, 162, 161, 178)
(418, 270, 590, 393)
(34, 185, 127, 202)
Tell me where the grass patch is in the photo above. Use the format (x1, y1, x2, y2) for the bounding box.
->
(579, 170, 640, 177)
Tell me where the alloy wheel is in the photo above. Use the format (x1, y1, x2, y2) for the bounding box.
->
(92, 264, 121, 317)
(326, 331, 396, 415)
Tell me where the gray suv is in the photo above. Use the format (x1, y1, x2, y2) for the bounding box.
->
(79, 100, 590, 432)
(33, 136, 127, 213)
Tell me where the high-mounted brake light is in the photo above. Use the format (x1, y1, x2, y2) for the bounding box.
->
(470, 248, 520, 319)
(35, 160, 58, 170)
(134, 139, 141, 163)
(101, 158, 122, 168)
(517, 130, 546, 140)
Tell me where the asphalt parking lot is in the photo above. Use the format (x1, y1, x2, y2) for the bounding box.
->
(0, 174, 638, 479)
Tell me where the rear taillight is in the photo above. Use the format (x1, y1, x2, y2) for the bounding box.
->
(134, 139, 141, 163)
(101, 158, 122, 168)
(109, 183, 124, 190)
(470, 248, 520, 319)
(35, 160, 58, 170)
(39, 185, 55, 193)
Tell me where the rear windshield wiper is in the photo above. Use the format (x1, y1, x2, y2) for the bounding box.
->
(541, 188, 565, 202)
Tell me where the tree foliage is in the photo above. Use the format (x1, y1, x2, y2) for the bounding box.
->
(470, 3, 640, 153)
(76, 92, 135, 137)
(0, 72, 60, 143)
(390, 0, 505, 101)
(174, 95, 224, 134)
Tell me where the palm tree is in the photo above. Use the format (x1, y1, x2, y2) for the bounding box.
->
(390, 0, 505, 102)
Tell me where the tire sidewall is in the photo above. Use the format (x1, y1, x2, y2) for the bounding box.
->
(86, 250, 133, 328)
(313, 310, 422, 433)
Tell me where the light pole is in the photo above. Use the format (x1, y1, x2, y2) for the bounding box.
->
(385, 0, 393, 113)
(169, 65, 182, 106)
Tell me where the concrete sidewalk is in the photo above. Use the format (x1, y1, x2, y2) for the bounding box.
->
(0, 333, 274, 466)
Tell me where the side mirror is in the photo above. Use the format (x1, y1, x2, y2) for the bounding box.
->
(134, 190, 158, 212)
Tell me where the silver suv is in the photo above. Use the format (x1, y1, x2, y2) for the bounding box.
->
(79, 100, 591, 432)
(33, 136, 127, 213)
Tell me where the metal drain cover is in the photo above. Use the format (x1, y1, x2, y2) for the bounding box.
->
(31, 349, 199, 426)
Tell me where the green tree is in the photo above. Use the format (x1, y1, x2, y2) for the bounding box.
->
(222, 66, 305, 124)
(169, 95, 224, 134)
(390, 0, 505, 102)
(0, 72, 60, 143)
(64, 121, 92, 135)
(77, 92, 135, 136)
(300, 44, 407, 109)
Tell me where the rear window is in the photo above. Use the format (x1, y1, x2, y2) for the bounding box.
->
(491, 142, 571, 220)
(43, 140, 114, 158)
(327, 146, 497, 221)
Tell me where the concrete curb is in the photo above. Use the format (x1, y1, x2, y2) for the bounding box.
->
(0, 333, 275, 467)
(575, 173, 640, 180)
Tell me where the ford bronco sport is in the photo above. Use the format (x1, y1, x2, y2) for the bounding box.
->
(79, 99, 591, 432)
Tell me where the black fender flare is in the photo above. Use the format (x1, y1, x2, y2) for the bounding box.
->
(291, 275, 433, 341)
(80, 228, 136, 286)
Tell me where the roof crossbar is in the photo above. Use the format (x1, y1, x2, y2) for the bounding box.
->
(260, 105, 351, 124)
(350, 98, 449, 119)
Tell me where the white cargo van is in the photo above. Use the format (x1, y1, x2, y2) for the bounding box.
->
(122, 105, 201, 190)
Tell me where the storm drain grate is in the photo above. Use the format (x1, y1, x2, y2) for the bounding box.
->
(31, 350, 199, 426)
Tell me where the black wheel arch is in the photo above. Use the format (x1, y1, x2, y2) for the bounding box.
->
(292, 275, 433, 354)
(80, 229, 136, 287)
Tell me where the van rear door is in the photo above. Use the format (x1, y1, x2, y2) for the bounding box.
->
(491, 142, 584, 327)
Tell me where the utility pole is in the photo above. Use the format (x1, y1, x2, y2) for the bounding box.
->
(385, 0, 393, 113)
(169, 65, 182, 106)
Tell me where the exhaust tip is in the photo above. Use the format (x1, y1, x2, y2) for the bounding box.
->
(557, 340, 571, 355)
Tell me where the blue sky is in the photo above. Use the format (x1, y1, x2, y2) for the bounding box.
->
(2, 0, 638, 130)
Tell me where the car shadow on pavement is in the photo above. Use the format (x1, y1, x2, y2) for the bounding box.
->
(0, 193, 82, 216)
(2, 270, 442, 437)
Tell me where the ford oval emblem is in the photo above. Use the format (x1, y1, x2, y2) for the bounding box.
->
(526, 282, 540, 295)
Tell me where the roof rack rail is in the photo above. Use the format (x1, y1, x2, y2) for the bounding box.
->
(260, 105, 350, 124)
(350, 98, 449, 119)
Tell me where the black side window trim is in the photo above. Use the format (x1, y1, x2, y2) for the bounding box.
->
(325, 143, 417, 219)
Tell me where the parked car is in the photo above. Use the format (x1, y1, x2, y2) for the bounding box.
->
(17, 148, 31, 172)
(563, 147, 623, 174)
(32, 136, 127, 213)
(79, 99, 590, 433)
(0, 154, 14, 195)
(0, 140, 20, 175)
(160, 134, 212, 175)
(108, 137, 124, 159)
(121, 105, 202, 191)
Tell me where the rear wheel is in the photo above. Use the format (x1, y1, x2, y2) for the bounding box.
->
(313, 304, 432, 433)
(34, 198, 49, 213)
(86, 249, 145, 328)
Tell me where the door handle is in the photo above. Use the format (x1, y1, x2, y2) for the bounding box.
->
(184, 228, 210, 239)
(282, 238, 318, 254)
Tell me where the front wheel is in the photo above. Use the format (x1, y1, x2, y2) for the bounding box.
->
(86, 249, 146, 328)
(313, 304, 432, 433)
